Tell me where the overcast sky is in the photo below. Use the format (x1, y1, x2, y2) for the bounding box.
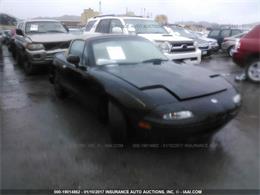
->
(0, 0, 259, 24)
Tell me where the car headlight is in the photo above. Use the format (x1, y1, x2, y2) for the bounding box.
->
(234, 40, 240, 51)
(233, 94, 241, 104)
(26, 43, 44, 50)
(194, 41, 200, 49)
(210, 41, 218, 46)
(157, 41, 171, 53)
(162, 111, 193, 120)
(198, 43, 209, 48)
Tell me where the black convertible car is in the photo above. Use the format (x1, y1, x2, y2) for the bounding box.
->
(50, 34, 241, 143)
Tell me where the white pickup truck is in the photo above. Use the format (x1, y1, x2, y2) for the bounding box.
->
(85, 15, 201, 64)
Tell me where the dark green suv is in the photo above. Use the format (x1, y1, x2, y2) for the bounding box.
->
(208, 28, 243, 46)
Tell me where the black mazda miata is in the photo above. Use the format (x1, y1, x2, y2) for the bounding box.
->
(50, 34, 241, 143)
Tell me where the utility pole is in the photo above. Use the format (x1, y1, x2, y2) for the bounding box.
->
(99, 1, 101, 13)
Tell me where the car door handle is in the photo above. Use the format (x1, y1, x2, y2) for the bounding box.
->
(62, 64, 67, 69)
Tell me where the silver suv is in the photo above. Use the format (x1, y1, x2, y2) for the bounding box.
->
(15, 19, 75, 75)
(85, 15, 201, 64)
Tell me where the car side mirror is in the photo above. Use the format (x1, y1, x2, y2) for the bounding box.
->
(16, 29, 24, 36)
(67, 55, 80, 66)
(111, 26, 123, 34)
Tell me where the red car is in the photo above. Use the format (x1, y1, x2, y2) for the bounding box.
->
(233, 25, 260, 83)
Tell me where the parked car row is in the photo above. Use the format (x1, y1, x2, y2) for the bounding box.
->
(2, 16, 259, 84)
(85, 15, 202, 63)
(164, 25, 219, 57)
(2, 17, 243, 144)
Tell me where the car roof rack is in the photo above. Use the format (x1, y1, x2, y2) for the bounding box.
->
(93, 14, 143, 19)
(93, 14, 116, 18)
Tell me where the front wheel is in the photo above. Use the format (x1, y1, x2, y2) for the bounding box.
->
(246, 59, 260, 83)
(108, 101, 128, 144)
(228, 46, 235, 57)
(24, 60, 36, 75)
(54, 73, 67, 99)
(15, 51, 23, 66)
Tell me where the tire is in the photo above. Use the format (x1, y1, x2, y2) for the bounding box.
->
(108, 101, 128, 144)
(227, 46, 235, 57)
(15, 51, 23, 66)
(198, 134, 213, 144)
(54, 73, 67, 99)
(24, 60, 36, 75)
(246, 59, 260, 83)
(48, 67, 55, 84)
(11, 46, 16, 58)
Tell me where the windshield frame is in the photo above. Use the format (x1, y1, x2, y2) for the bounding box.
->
(25, 21, 67, 34)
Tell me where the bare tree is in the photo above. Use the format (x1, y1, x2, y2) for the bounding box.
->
(155, 15, 168, 25)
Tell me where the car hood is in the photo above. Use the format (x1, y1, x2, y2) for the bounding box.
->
(201, 37, 217, 43)
(138, 34, 193, 42)
(102, 63, 230, 101)
(193, 37, 208, 44)
(27, 33, 76, 43)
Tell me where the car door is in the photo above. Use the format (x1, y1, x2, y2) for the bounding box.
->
(74, 43, 104, 110)
(60, 39, 85, 95)
(61, 40, 102, 110)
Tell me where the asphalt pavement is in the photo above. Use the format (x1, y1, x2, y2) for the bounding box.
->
(0, 46, 259, 190)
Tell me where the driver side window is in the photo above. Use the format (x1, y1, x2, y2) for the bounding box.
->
(109, 19, 123, 33)
(69, 40, 85, 63)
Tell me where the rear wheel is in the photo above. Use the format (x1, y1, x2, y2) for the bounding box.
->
(108, 101, 128, 144)
(15, 51, 23, 66)
(246, 59, 260, 83)
(24, 60, 36, 75)
(198, 134, 213, 144)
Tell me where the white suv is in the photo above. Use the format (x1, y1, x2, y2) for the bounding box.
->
(85, 15, 201, 64)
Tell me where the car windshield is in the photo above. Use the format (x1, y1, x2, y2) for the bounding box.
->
(92, 38, 168, 66)
(124, 19, 168, 34)
(169, 26, 197, 39)
(25, 21, 67, 34)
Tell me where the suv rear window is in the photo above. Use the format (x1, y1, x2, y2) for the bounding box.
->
(220, 30, 231, 37)
(209, 30, 220, 37)
(231, 30, 242, 36)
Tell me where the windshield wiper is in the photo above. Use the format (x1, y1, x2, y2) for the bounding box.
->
(142, 58, 168, 64)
